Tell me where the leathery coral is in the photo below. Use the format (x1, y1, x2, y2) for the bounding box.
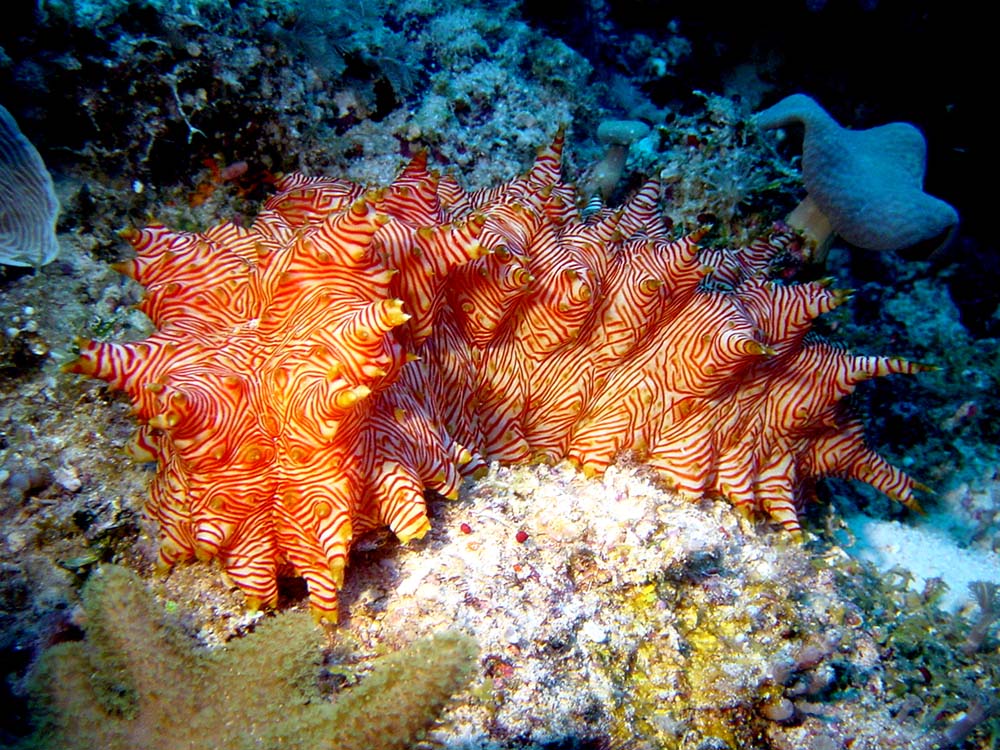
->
(65, 136, 930, 622)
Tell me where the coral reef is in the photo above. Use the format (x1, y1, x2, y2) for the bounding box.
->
(66, 136, 928, 622)
(18, 563, 477, 750)
(3, 0, 595, 258)
(2, 1, 998, 747)
(326, 461, 999, 748)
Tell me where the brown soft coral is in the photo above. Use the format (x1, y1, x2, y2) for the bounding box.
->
(19, 565, 477, 750)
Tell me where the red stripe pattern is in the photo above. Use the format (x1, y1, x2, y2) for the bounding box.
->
(65, 138, 930, 621)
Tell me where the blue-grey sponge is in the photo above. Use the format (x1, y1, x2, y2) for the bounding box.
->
(757, 94, 958, 252)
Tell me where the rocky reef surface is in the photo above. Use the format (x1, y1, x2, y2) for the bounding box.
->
(0, 1, 997, 747)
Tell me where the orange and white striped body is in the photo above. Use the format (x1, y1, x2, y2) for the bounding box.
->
(66, 136, 929, 621)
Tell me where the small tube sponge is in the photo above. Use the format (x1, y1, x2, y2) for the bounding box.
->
(756, 93, 958, 252)
(584, 119, 651, 202)
(0, 104, 59, 268)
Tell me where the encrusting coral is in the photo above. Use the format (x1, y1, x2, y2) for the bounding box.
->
(18, 564, 477, 750)
(65, 135, 931, 622)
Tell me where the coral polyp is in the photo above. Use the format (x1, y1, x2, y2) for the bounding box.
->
(66, 137, 928, 621)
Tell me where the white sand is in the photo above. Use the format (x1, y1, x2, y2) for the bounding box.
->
(844, 513, 1000, 612)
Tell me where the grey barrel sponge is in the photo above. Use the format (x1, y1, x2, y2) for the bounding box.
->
(756, 93, 958, 252)
(0, 104, 60, 268)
